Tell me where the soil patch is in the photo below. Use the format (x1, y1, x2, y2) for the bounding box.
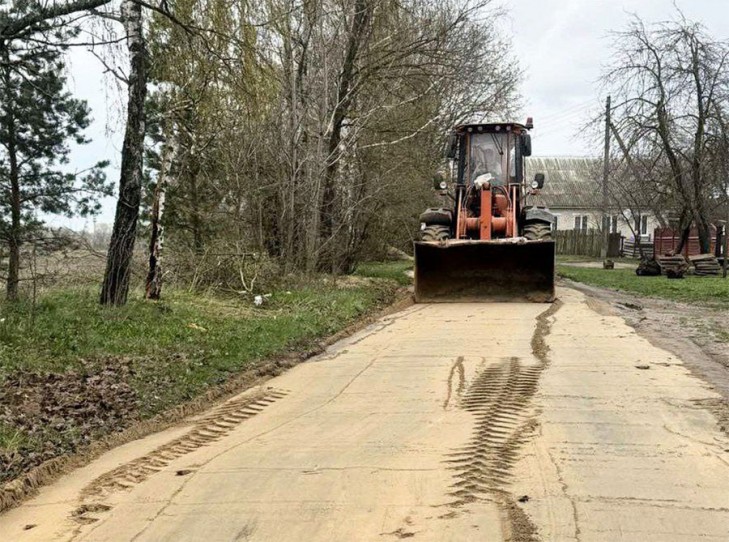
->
(0, 358, 141, 484)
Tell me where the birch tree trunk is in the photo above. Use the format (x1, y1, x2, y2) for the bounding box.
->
(100, 0, 147, 306)
(145, 128, 177, 300)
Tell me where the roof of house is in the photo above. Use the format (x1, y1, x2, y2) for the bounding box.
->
(525, 156, 601, 210)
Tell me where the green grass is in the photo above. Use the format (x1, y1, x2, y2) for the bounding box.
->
(0, 278, 398, 416)
(0, 423, 29, 452)
(556, 254, 599, 263)
(557, 265, 729, 305)
(354, 260, 413, 286)
(556, 255, 636, 264)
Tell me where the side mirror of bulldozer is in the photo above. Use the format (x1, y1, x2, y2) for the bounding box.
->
(445, 133, 458, 160)
(531, 173, 545, 189)
(433, 170, 448, 191)
(521, 134, 532, 157)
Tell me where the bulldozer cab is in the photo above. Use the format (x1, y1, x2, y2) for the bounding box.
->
(415, 120, 555, 303)
(465, 131, 512, 187)
(456, 123, 529, 189)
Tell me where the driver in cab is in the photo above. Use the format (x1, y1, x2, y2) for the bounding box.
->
(470, 143, 504, 187)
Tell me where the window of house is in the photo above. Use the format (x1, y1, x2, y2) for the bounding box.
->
(575, 215, 588, 231)
(641, 215, 648, 235)
(552, 215, 559, 231)
(603, 215, 619, 233)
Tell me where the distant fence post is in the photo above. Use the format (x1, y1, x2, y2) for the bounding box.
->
(607, 233, 621, 257)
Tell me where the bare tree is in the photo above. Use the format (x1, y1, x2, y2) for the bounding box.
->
(135, 0, 520, 293)
(600, 13, 729, 253)
(263, 0, 520, 273)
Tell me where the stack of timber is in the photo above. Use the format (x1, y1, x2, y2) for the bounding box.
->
(656, 254, 689, 278)
(636, 258, 661, 276)
(623, 239, 655, 259)
(689, 254, 722, 276)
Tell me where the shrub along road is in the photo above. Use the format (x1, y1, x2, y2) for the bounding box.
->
(1, 284, 728, 541)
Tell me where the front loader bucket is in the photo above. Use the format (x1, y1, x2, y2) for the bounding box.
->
(414, 240, 555, 303)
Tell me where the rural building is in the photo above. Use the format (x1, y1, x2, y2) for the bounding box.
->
(525, 156, 661, 242)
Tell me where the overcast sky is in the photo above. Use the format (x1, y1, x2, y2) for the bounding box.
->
(56, 0, 729, 229)
(507, 0, 729, 155)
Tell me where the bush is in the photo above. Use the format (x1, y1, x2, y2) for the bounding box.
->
(165, 241, 281, 295)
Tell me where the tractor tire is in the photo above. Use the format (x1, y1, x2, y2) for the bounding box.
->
(419, 208, 452, 226)
(523, 221, 552, 241)
(421, 225, 451, 242)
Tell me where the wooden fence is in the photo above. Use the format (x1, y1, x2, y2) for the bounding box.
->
(555, 229, 599, 257)
(653, 227, 718, 258)
(554, 229, 622, 258)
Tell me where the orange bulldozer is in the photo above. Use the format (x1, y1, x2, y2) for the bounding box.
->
(414, 119, 555, 302)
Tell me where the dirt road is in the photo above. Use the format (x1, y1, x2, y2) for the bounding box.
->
(1, 287, 728, 541)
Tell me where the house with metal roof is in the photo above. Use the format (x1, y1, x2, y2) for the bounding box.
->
(525, 156, 660, 241)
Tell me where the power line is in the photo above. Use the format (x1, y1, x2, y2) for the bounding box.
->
(531, 98, 597, 123)
(534, 105, 596, 128)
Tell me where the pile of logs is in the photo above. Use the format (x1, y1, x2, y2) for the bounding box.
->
(635, 257, 661, 276)
(689, 254, 722, 276)
(656, 255, 689, 278)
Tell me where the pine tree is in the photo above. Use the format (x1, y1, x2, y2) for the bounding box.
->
(0, 23, 109, 300)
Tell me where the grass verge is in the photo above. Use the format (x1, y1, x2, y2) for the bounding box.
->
(0, 274, 400, 487)
(558, 265, 729, 304)
(354, 260, 413, 286)
(556, 255, 636, 264)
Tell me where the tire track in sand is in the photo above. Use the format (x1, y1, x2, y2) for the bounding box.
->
(445, 300, 562, 541)
(443, 356, 466, 410)
(79, 388, 287, 502)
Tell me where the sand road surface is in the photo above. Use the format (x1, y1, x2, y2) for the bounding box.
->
(1, 287, 728, 541)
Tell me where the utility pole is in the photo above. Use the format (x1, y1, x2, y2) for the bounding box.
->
(601, 95, 611, 262)
(721, 215, 729, 278)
